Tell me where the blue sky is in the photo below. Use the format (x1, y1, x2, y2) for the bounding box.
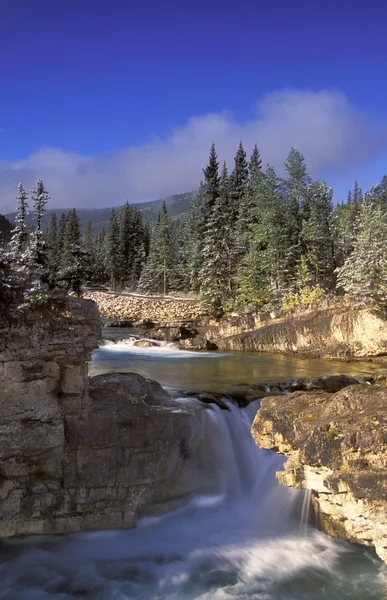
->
(1, 0, 387, 212)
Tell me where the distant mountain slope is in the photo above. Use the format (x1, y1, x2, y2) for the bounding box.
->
(4, 191, 196, 230)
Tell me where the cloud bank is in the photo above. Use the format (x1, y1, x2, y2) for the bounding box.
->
(1, 88, 386, 214)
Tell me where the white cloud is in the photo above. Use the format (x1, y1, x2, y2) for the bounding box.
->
(1, 88, 386, 214)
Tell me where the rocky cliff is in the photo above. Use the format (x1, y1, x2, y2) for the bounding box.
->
(252, 384, 387, 563)
(217, 296, 387, 358)
(0, 297, 208, 536)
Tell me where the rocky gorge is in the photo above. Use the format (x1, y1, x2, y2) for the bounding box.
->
(2, 291, 387, 575)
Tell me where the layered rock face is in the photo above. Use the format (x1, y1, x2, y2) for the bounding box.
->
(217, 297, 387, 358)
(0, 297, 206, 537)
(252, 384, 387, 563)
(83, 290, 205, 325)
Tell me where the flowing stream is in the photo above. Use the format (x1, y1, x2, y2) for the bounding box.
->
(1, 332, 386, 599)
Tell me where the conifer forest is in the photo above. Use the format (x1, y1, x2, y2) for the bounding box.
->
(2, 143, 387, 316)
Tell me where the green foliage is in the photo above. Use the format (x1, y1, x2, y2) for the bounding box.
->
(335, 192, 387, 300)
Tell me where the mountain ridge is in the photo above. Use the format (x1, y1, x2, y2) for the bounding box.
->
(4, 191, 196, 230)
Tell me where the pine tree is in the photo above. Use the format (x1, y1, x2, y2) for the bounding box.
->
(83, 220, 94, 253)
(236, 166, 286, 309)
(58, 213, 67, 256)
(249, 143, 262, 179)
(229, 141, 249, 222)
(301, 181, 335, 289)
(65, 208, 81, 247)
(25, 179, 50, 291)
(46, 212, 60, 284)
(198, 162, 234, 314)
(281, 148, 311, 289)
(106, 209, 120, 290)
(138, 203, 175, 295)
(9, 184, 29, 257)
(31, 179, 49, 243)
(335, 192, 387, 300)
(0, 215, 12, 248)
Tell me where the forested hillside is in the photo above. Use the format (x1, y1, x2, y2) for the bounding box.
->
(2, 143, 387, 315)
(5, 191, 195, 231)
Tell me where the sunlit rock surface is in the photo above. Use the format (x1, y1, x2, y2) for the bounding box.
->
(217, 296, 387, 358)
(252, 383, 387, 563)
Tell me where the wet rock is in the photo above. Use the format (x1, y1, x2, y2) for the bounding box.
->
(252, 384, 387, 564)
(104, 319, 134, 328)
(142, 325, 198, 343)
(185, 391, 230, 410)
(134, 318, 156, 328)
(303, 375, 359, 393)
(178, 337, 218, 351)
(134, 340, 159, 348)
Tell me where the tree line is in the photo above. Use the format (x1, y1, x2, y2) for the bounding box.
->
(2, 143, 387, 314)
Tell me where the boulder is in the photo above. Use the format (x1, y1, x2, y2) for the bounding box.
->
(142, 325, 199, 342)
(178, 337, 218, 351)
(134, 339, 159, 347)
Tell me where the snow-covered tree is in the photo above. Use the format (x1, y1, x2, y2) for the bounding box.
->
(9, 184, 29, 258)
(335, 192, 387, 300)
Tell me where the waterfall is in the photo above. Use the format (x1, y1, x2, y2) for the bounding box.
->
(1, 398, 383, 599)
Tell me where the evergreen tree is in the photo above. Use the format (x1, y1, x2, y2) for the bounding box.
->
(236, 166, 286, 309)
(336, 192, 387, 300)
(58, 213, 67, 256)
(65, 208, 81, 247)
(9, 184, 29, 257)
(25, 179, 50, 291)
(139, 203, 175, 295)
(106, 209, 120, 290)
(0, 215, 12, 247)
(229, 141, 249, 223)
(83, 220, 94, 253)
(58, 244, 89, 297)
(198, 163, 234, 314)
(46, 212, 60, 283)
(281, 148, 311, 289)
(249, 143, 262, 179)
(301, 181, 335, 289)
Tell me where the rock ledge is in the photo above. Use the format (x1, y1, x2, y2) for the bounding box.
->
(252, 384, 387, 563)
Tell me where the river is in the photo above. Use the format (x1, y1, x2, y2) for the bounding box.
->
(1, 330, 386, 599)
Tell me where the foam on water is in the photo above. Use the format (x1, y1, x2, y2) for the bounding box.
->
(0, 400, 385, 599)
(100, 337, 223, 358)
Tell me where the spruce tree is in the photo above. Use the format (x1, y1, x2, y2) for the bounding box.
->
(335, 192, 387, 300)
(9, 184, 29, 258)
(249, 143, 262, 179)
(301, 181, 335, 289)
(138, 203, 175, 295)
(199, 162, 234, 314)
(25, 179, 50, 291)
(236, 166, 285, 309)
(106, 209, 120, 290)
(46, 212, 60, 284)
(229, 141, 249, 222)
(281, 148, 311, 290)
(65, 208, 81, 247)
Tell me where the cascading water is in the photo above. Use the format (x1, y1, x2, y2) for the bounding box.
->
(0, 397, 385, 599)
